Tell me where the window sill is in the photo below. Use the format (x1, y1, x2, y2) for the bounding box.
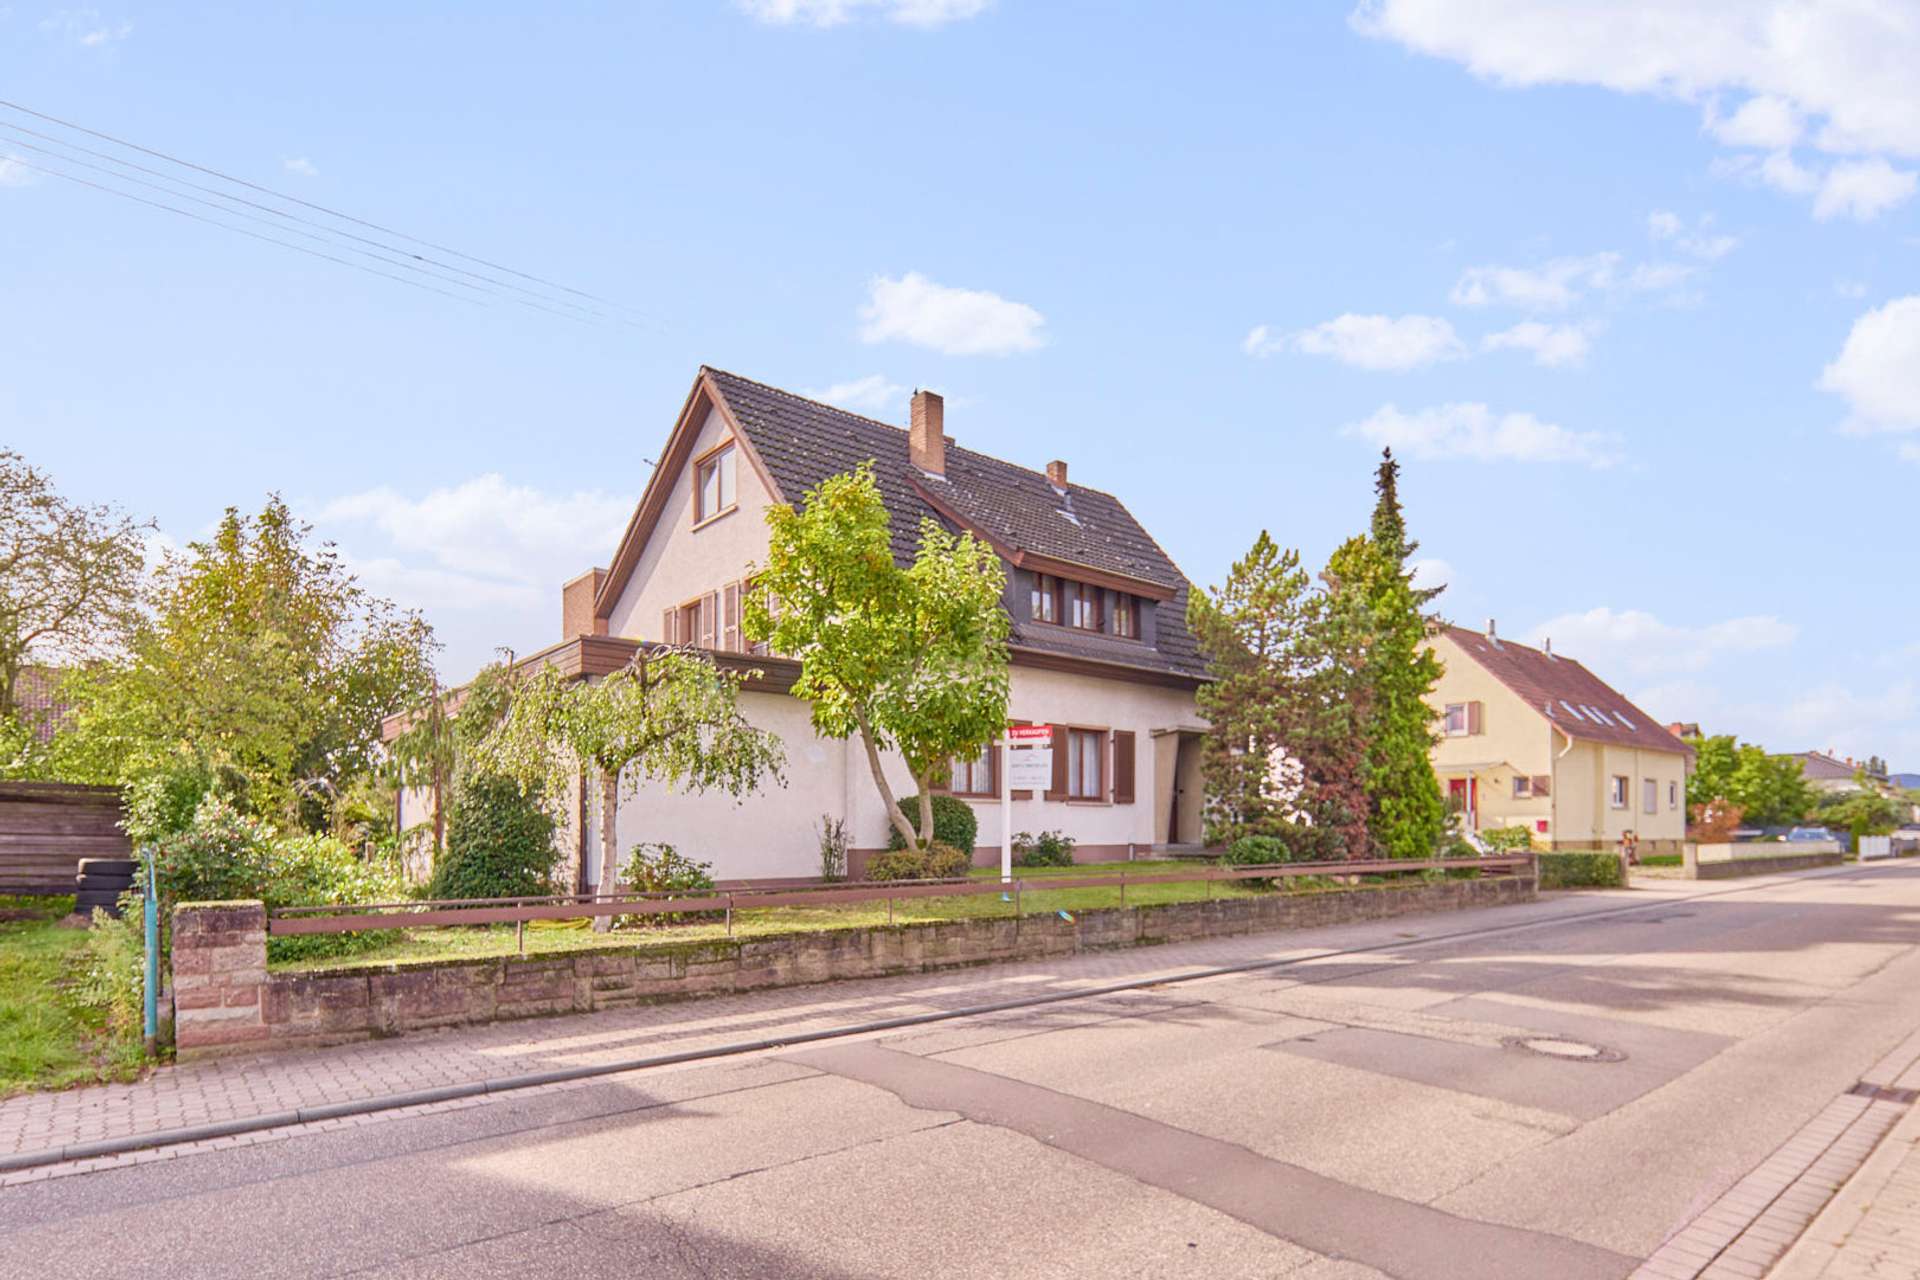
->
(692, 505, 739, 532)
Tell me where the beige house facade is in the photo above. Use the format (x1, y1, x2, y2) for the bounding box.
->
(393, 368, 1209, 887)
(1426, 625, 1692, 854)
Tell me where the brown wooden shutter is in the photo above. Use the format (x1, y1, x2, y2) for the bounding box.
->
(661, 607, 676, 645)
(1532, 774, 1551, 797)
(1112, 730, 1135, 804)
(699, 591, 718, 649)
(722, 582, 741, 652)
(1045, 725, 1068, 800)
(1468, 701, 1484, 735)
(990, 744, 1002, 797)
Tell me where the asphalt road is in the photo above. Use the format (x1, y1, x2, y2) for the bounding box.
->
(7, 863, 1920, 1280)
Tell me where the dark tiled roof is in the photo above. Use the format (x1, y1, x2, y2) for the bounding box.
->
(1440, 626, 1693, 758)
(11, 666, 72, 743)
(704, 368, 1206, 681)
(1787, 751, 1858, 781)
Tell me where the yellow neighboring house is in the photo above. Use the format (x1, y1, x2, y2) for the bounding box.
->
(1426, 624, 1694, 854)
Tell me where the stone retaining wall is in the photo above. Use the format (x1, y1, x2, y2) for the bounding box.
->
(171, 873, 1534, 1058)
(1685, 850, 1844, 880)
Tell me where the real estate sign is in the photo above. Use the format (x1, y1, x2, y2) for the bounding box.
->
(1001, 724, 1054, 882)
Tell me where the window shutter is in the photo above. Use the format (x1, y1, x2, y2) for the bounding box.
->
(1113, 730, 1135, 803)
(990, 744, 1002, 797)
(1045, 726, 1068, 800)
(1468, 701, 1484, 735)
(722, 582, 741, 652)
(661, 608, 676, 645)
(1532, 775, 1551, 797)
(700, 591, 718, 649)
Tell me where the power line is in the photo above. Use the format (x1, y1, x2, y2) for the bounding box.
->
(0, 119, 617, 323)
(4, 156, 486, 306)
(0, 97, 647, 324)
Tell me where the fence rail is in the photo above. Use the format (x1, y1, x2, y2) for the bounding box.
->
(266, 852, 1536, 939)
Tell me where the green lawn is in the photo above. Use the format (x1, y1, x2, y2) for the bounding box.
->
(0, 896, 147, 1097)
(273, 859, 1403, 974)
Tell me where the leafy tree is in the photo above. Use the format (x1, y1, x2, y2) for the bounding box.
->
(427, 773, 559, 901)
(1815, 787, 1903, 837)
(743, 463, 1009, 854)
(387, 658, 520, 858)
(1189, 532, 1371, 858)
(0, 449, 150, 722)
(1325, 450, 1448, 859)
(1684, 734, 1817, 826)
(57, 497, 437, 829)
(472, 652, 784, 890)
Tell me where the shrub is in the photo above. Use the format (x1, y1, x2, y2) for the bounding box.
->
(817, 815, 848, 882)
(1013, 829, 1075, 868)
(865, 841, 972, 881)
(427, 774, 558, 902)
(619, 843, 718, 924)
(886, 793, 978, 854)
(1223, 834, 1293, 866)
(1480, 825, 1534, 853)
(1537, 851, 1625, 890)
(77, 899, 147, 1046)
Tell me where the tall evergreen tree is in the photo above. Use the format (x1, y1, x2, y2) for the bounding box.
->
(1328, 450, 1448, 858)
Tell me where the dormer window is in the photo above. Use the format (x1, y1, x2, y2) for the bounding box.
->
(1112, 594, 1139, 639)
(694, 442, 736, 524)
(1066, 580, 1101, 631)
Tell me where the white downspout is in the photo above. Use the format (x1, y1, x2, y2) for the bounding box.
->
(1549, 706, 1573, 851)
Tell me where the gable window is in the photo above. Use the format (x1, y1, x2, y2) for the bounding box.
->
(1067, 728, 1104, 800)
(1112, 593, 1139, 639)
(1643, 778, 1657, 815)
(950, 745, 996, 798)
(1031, 574, 1058, 624)
(694, 443, 736, 524)
(1610, 775, 1629, 809)
(1443, 703, 1469, 736)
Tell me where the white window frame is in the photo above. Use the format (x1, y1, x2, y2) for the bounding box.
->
(1443, 703, 1470, 737)
(1669, 780, 1679, 810)
(1610, 775, 1629, 809)
(695, 444, 737, 524)
(1067, 728, 1105, 800)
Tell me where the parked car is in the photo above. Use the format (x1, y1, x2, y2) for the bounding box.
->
(1786, 826, 1838, 844)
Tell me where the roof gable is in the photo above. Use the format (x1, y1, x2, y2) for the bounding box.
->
(1440, 625, 1693, 758)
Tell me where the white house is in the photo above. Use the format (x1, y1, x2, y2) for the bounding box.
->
(391, 367, 1211, 886)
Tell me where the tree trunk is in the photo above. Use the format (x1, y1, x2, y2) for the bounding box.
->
(854, 708, 919, 854)
(594, 766, 620, 932)
(917, 780, 935, 848)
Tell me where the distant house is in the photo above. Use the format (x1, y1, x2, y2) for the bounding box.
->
(1784, 751, 1867, 795)
(1425, 624, 1693, 854)
(1667, 721, 1701, 740)
(8, 666, 74, 743)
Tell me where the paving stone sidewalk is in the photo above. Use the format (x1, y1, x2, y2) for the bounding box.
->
(7, 896, 1591, 1182)
(1770, 1075, 1920, 1279)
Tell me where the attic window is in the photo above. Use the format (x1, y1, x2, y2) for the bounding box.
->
(1560, 700, 1587, 721)
(694, 443, 737, 523)
(1584, 705, 1615, 726)
(1616, 712, 1637, 730)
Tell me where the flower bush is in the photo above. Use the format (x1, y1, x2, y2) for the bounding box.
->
(1012, 829, 1076, 867)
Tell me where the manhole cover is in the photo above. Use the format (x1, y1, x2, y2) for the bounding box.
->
(1503, 1035, 1625, 1063)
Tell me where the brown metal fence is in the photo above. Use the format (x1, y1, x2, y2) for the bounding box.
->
(268, 852, 1537, 946)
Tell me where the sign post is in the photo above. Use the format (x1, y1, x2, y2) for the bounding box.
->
(1002, 725, 1054, 888)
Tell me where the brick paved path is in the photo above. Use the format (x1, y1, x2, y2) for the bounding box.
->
(1769, 1070, 1920, 1278)
(7, 896, 1591, 1183)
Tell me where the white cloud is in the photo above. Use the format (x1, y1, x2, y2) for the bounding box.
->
(740, 0, 989, 27)
(1481, 320, 1592, 368)
(1834, 279, 1868, 300)
(1755, 149, 1820, 196)
(1813, 158, 1918, 222)
(1341, 402, 1622, 467)
(859, 272, 1046, 356)
(1646, 210, 1738, 260)
(1409, 557, 1452, 592)
(1706, 94, 1802, 151)
(282, 157, 319, 178)
(803, 374, 909, 415)
(0, 156, 35, 188)
(1819, 295, 1920, 433)
(41, 8, 131, 45)
(1249, 313, 1466, 371)
(1354, 1, 1920, 221)
(1449, 253, 1620, 310)
(1636, 676, 1920, 763)
(1522, 607, 1798, 679)
(314, 475, 636, 679)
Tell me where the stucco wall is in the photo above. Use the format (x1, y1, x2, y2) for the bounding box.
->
(1427, 634, 1554, 836)
(605, 406, 776, 644)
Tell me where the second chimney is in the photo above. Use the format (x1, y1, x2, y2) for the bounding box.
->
(1047, 459, 1069, 490)
(910, 390, 945, 476)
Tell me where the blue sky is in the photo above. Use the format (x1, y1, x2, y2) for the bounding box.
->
(5, 2, 1919, 763)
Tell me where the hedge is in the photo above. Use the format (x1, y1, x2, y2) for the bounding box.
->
(1537, 851, 1625, 889)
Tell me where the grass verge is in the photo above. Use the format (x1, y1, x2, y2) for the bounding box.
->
(0, 895, 147, 1097)
(272, 859, 1465, 974)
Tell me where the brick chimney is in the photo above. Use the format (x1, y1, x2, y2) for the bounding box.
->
(562, 567, 609, 639)
(910, 389, 945, 476)
(1046, 459, 1068, 490)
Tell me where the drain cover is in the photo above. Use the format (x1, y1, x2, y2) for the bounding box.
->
(1503, 1035, 1625, 1063)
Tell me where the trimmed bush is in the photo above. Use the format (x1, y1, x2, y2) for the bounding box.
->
(1225, 834, 1291, 866)
(1013, 829, 1076, 867)
(865, 840, 972, 882)
(427, 774, 558, 902)
(886, 793, 979, 854)
(1537, 851, 1625, 889)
